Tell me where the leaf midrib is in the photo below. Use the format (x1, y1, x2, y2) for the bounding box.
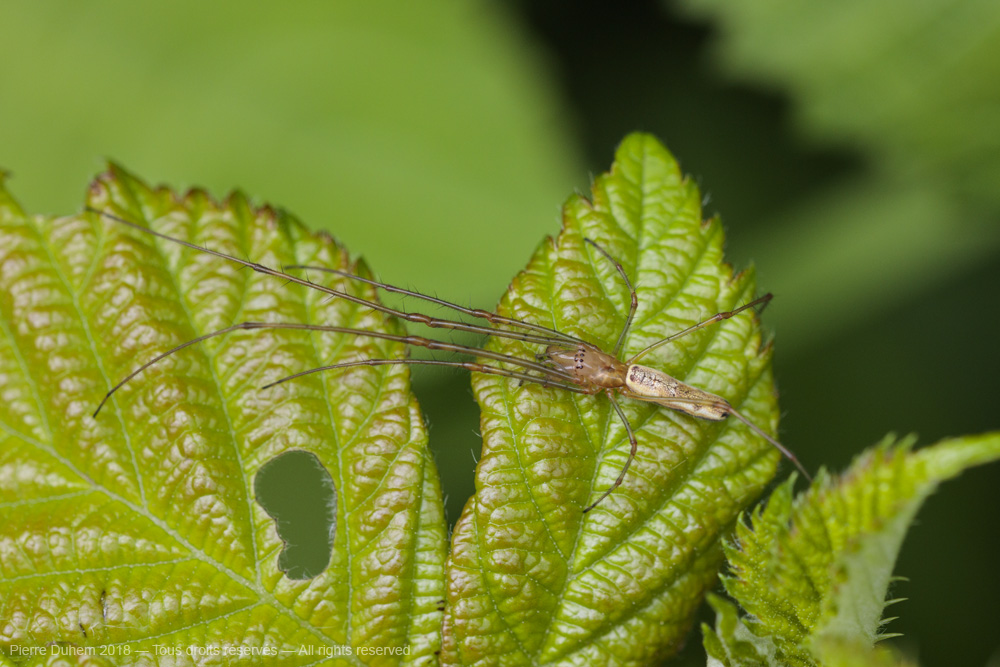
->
(165, 206, 262, 586)
(7, 208, 366, 660)
(0, 411, 362, 661)
(541, 347, 773, 663)
(531, 206, 742, 659)
(534, 271, 770, 662)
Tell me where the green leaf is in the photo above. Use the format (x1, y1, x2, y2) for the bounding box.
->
(442, 133, 785, 664)
(0, 166, 446, 661)
(676, 0, 1000, 209)
(703, 432, 1000, 666)
(675, 0, 1000, 354)
(703, 594, 781, 666)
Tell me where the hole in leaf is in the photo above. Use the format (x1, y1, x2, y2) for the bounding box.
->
(254, 450, 337, 580)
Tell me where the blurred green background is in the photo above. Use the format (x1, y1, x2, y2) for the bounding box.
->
(2, 1, 998, 664)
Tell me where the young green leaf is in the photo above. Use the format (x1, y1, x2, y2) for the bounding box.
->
(0, 166, 446, 661)
(442, 133, 788, 665)
(704, 432, 1000, 666)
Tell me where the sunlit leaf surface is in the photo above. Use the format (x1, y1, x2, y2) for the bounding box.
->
(442, 133, 784, 665)
(0, 167, 446, 664)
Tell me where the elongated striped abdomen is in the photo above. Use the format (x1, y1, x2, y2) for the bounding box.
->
(625, 364, 730, 420)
